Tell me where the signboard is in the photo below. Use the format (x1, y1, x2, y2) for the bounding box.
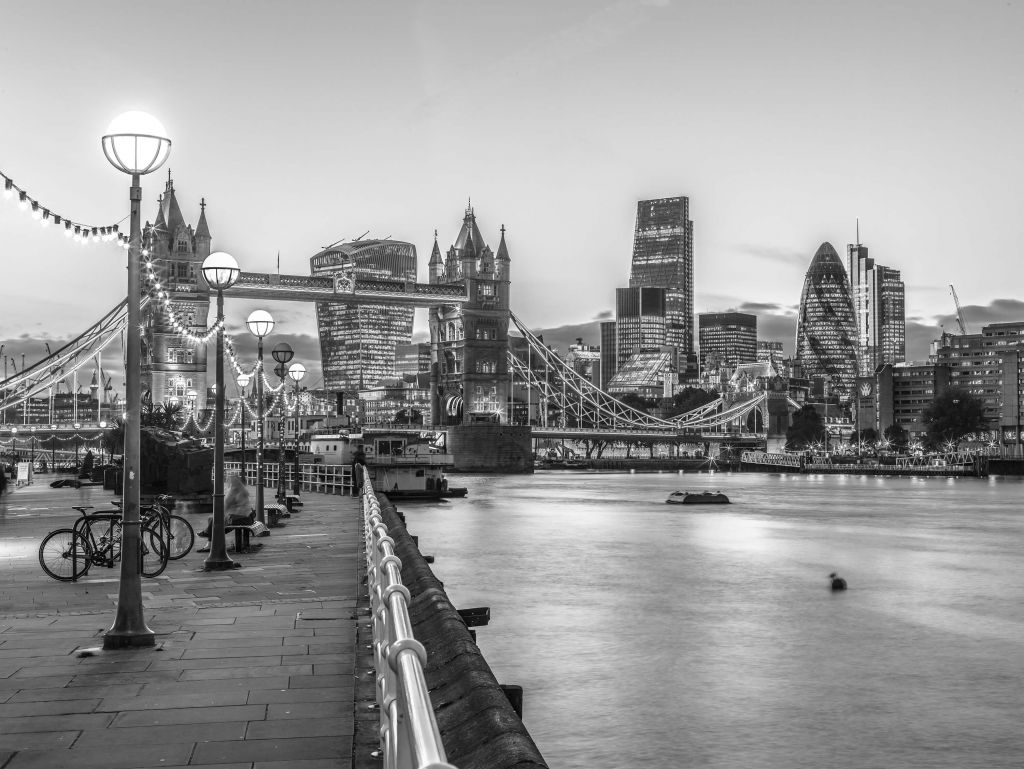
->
(16, 461, 32, 485)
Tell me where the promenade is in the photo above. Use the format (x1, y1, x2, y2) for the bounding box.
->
(0, 482, 362, 769)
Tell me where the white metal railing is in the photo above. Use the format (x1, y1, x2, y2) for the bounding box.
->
(224, 461, 355, 496)
(361, 467, 456, 769)
(741, 450, 803, 468)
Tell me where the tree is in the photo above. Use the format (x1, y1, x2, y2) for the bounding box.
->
(883, 424, 909, 453)
(785, 405, 827, 450)
(617, 392, 651, 414)
(102, 417, 125, 457)
(669, 387, 718, 418)
(922, 389, 987, 450)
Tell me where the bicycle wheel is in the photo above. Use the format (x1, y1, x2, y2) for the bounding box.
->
(140, 524, 169, 578)
(166, 514, 195, 559)
(39, 529, 91, 582)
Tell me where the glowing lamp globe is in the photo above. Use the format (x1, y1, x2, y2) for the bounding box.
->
(101, 111, 171, 175)
(271, 342, 294, 364)
(236, 373, 251, 389)
(246, 310, 275, 338)
(201, 252, 240, 290)
(288, 362, 306, 384)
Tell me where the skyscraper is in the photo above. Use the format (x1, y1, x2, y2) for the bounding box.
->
(698, 312, 757, 371)
(847, 239, 906, 375)
(310, 240, 417, 391)
(795, 242, 858, 399)
(629, 196, 694, 361)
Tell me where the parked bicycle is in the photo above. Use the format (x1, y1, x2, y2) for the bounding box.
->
(38, 505, 168, 582)
(112, 495, 195, 560)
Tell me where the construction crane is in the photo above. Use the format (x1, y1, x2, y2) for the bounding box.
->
(949, 285, 970, 335)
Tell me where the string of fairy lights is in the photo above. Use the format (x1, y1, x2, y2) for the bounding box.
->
(3, 167, 315, 438)
(138, 258, 311, 435)
(1, 168, 131, 247)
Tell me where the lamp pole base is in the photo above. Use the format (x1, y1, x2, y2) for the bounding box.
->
(103, 627, 156, 649)
(203, 559, 241, 571)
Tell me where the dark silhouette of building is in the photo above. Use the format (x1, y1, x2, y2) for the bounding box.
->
(699, 311, 757, 372)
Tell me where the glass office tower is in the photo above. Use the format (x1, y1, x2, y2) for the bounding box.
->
(311, 240, 417, 391)
(629, 197, 694, 359)
(847, 241, 906, 376)
(795, 242, 858, 398)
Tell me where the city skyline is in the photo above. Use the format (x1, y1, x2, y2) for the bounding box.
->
(3, 1, 1024, 391)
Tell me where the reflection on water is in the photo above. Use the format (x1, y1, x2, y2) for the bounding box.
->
(402, 471, 1024, 769)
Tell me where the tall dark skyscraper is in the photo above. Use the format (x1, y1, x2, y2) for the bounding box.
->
(796, 242, 858, 398)
(698, 311, 757, 371)
(310, 240, 417, 391)
(629, 197, 694, 360)
(846, 240, 905, 376)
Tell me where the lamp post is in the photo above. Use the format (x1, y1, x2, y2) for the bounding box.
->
(288, 362, 306, 495)
(101, 110, 170, 649)
(73, 422, 81, 470)
(201, 252, 241, 571)
(98, 421, 106, 464)
(247, 310, 274, 525)
(271, 343, 293, 501)
(236, 373, 250, 483)
(10, 428, 17, 476)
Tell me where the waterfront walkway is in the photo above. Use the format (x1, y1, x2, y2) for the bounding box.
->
(0, 483, 362, 769)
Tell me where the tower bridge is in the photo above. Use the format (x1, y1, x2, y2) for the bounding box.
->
(1, 198, 776, 455)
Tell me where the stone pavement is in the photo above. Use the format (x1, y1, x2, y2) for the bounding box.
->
(0, 482, 365, 769)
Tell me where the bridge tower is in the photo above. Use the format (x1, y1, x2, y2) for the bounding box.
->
(429, 204, 511, 426)
(140, 174, 211, 413)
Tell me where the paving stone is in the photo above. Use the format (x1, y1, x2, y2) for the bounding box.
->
(3, 742, 194, 768)
(0, 698, 101, 717)
(3, 712, 114, 732)
(192, 735, 347, 765)
(247, 687, 353, 704)
(111, 703, 267, 727)
(0, 731, 80, 750)
(266, 700, 350, 720)
(71, 719, 247, 748)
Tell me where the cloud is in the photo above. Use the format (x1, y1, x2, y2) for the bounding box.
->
(734, 244, 808, 267)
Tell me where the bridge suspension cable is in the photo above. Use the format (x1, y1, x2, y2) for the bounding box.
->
(507, 310, 767, 434)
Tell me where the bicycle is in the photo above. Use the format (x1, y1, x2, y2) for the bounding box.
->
(112, 495, 194, 561)
(142, 495, 195, 560)
(38, 505, 168, 582)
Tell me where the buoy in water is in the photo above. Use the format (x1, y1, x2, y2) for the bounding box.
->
(829, 572, 847, 591)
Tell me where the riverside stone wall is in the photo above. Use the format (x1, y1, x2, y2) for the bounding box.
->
(367, 494, 548, 769)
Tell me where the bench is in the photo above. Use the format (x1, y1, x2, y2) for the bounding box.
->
(224, 516, 270, 553)
(281, 494, 304, 513)
(265, 503, 289, 527)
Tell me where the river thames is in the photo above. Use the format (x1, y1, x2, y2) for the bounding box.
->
(402, 470, 1024, 769)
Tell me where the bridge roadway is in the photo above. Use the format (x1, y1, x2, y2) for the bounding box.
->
(226, 272, 469, 306)
(530, 425, 767, 445)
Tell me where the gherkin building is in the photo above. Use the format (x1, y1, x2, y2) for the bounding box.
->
(795, 242, 858, 398)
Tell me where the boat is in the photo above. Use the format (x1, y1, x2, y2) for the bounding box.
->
(666, 490, 730, 505)
(351, 431, 468, 500)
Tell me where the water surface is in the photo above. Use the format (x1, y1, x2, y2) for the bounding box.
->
(402, 471, 1024, 769)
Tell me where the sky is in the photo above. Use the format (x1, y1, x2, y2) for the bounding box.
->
(3, 0, 1024, 392)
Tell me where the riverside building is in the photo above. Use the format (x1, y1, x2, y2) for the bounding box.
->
(310, 240, 417, 391)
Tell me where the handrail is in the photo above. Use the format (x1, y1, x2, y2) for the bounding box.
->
(360, 466, 457, 769)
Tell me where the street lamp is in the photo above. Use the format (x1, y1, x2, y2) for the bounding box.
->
(246, 310, 275, 525)
(73, 422, 81, 470)
(271, 343, 293, 501)
(201, 251, 241, 571)
(236, 373, 251, 483)
(102, 110, 170, 649)
(288, 362, 306, 495)
(30, 426, 37, 480)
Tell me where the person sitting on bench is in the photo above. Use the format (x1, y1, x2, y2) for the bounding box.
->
(198, 473, 254, 539)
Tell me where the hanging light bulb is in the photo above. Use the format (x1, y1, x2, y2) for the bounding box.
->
(2, 177, 13, 198)
(41, 209, 51, 227)
(64, 222, 73, 238)
(18, 191, 29, 210)
(31, 202, 42, 220)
